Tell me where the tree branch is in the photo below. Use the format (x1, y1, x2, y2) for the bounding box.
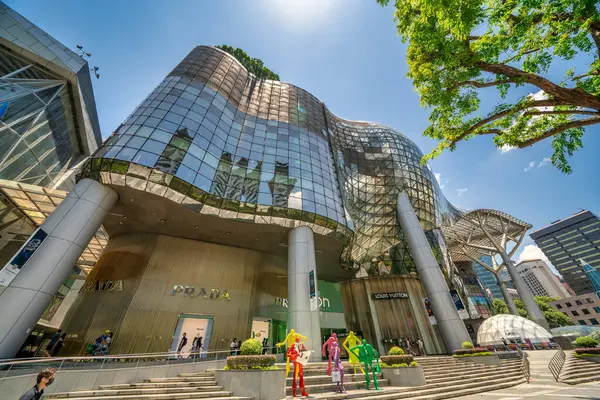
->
(524, 110, 600, 116)
(455, 79, 515, 89)
(517, 117, 600, 148)
(501, 48, 541, 64)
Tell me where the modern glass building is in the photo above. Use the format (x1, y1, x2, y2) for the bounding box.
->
(531, 210, 600, 295)
(0, 45, 521, 359)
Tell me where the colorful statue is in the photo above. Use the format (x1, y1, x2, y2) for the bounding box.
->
(321, 332, 338, 375)
(286, 336, 309, 398)
(342, 331, 365, 374)
(350, 339, 381, 391)
(276, 328, 307, 378)
(331, 341, 346, 393)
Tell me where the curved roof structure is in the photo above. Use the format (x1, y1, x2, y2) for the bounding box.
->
(442, 209, 532, 262)
(477, 314, 552, 345)
(551, 325, 600, 340)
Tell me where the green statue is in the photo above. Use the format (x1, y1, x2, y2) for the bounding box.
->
(350, 339, 381, 390)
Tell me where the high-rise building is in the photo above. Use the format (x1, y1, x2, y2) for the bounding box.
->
(549, 294, 600, 326)
(515, 259, 571, 298)
(582, 260, 600, 299)
(530, 210, 600, 295)
(473, 255, 512, 302)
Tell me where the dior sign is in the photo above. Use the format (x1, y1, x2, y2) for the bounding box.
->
(275, 296, 330, 309)
(171, 285, 231, 300)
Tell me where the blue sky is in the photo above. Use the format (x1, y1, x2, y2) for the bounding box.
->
(7, 0, 600, 271)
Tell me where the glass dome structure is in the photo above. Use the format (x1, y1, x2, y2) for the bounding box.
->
(477, 314, 552, 345)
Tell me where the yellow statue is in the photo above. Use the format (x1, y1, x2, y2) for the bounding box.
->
(343, 331, 365, 374)
(276, 328, 307, 378)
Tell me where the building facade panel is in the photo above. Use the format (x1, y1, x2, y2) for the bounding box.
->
(515, 259, 571, 298)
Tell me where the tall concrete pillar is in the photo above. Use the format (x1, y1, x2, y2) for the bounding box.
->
(498, 252, 549, 330)
(396, 192, 471, 353)
(288, 226, 321, 357)
(497, 274, 520, 316)
(0, 179, 117, 359)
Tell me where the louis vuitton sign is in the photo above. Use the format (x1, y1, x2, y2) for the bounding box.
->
(171, 285, 231, 300)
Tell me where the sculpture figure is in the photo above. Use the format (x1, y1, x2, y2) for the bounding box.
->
(342, 331, 365, 374)
(350, 339, 381, 391)
(276, 328, 307, 378)
(321, 332, 338, 375)
(331, 341, 346, 393)
(286, 336, 309, 398)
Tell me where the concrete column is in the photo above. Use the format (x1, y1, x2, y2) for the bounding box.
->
(396, 192, 471, 353)
(497, 274, 520, 316)
(0, 179, 117, 358)
(288, 226, 321, 358)
(498, 252, 549, 330)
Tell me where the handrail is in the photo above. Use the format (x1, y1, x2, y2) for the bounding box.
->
(548, 348, 566, 382)
(515, 347, 530, 383)
(0, 346, 282, 367)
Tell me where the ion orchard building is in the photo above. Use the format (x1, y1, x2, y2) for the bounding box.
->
(0, 42, 545, 359)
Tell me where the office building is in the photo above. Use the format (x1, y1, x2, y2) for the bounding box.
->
(582, 260, 600, 299)
(531, 210, 600, 296)
(515, 259, 571, 298)
(549, 294, 600, 326)
(474, 256, 513, 302)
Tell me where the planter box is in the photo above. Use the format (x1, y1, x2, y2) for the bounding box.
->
(381, 366, 426, 387)
(577, 355, 600, 363)
(215, 369, 285, 400)
(457, 354, 501, 365)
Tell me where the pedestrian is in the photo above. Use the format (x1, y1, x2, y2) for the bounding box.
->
(501, 337, 508, 350)
(262, 337, 268, 355)
(417, 338, 425, 356)
(230, 338, 237, 356)
(94, 331, 110, 356)
(50, 333, 66, 357)
(237, 339, 242, 355)
(43, 329, 62, 357)
(19, 369, 54, 400)
(177, 333, 188, 359)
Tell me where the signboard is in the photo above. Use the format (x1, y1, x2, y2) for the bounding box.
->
(171, 285, 230, 300)
(371, 292, 409, 300)
(424, 297, 437, 325)
(0, 228, 48, 287)
(450, 289, 470, 320)
(80, 280, 124, 293)
(309, 270, 317, 311)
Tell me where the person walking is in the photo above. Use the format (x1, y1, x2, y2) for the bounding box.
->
(177, 333, 188, 359)
(262, 337, 268, 355)
(50, 333, 66, 357)
(43, 329, 62, 357)
(230, 338, 237, 356)
(501, 337, 508, 350)
(417, 338, 425, 356)
(19, 369, 54, 399)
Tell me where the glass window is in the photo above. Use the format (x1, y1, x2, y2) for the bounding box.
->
(578, 320, 587, 325)
(590, 318, 599, 325)
(582, 309, 591, 315)
(150, 129, 171, 144)
(131, 151, 159, 167)
(176, 164, 196, 183)
(142, 139, 167, 154)
(572, 310, 580, 316)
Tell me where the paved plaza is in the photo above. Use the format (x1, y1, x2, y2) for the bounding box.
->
(456, 380, 600, 400)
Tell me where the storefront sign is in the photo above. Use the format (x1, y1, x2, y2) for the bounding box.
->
(371, 292, 409, 300)
(80, 280, 123, 293)
(309, 270, 317, 311)
(171, 285, 230, 300)
(450, 289, 470, 320)
(0, 228, 48, 287)
(276, 296, 332, 310)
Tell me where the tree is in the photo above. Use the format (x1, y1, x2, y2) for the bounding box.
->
(216, 45, 280, 81)
(377, 0, 600, 173)
(492, 296, 574, 328)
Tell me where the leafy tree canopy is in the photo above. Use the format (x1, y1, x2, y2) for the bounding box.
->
(378, 0, 600, 173)
(216, 45, 280, 81)
(492, 296, 574, 328)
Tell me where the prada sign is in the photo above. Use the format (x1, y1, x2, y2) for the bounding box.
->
(80, 280, 123, 293)
(171, 285, 231, 300)
(371, 292, 409, 300)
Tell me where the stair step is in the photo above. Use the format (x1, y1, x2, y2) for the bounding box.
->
(425, 370, 523, 385)
(100, 382, 217, 390)
(46, 391, 239, 400)
(145, 377, 216, 383)
(287, 379, 390, 394)
(48, 386, 223, 398)
(178, 372, 214, 377)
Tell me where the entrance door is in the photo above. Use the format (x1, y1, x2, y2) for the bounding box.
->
(170, 314, 213, 358)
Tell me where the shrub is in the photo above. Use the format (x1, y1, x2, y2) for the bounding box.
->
(381, 354, 414, 366)
(574, 347, 600, 357)
(226, 355, 276, 370)
(388, 346, 404, 355)
(240, 338, 262, 355)
(461, 342, 474, 349)
(575, 336, 599, 348)
(453, 347, 492, 357)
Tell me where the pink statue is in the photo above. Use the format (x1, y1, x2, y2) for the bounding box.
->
(332, 341, 346, 393)
(321, 332, 338, 375)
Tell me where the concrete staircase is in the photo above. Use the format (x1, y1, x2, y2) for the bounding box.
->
(45, 371, 251, 400)
(560, 354, 600, 385)
(298, 355, 526, 399)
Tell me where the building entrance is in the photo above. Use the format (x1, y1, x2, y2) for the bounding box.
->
(251, 318, 271, 350)
(170, 314, 213, 358)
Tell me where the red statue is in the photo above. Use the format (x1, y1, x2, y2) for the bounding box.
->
(286, 336, 309, 398)
(321, 332, 338, 375)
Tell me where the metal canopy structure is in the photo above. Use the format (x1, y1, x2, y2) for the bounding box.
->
(0, 179, 108, 273)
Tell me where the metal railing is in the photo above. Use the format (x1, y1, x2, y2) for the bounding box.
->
(515, 347, 530, 383)
(0, 346, 282, 383)
(548, 348, 566, 382)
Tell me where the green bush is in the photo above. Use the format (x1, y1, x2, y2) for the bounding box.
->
(381, 354, 414, 366)
(389, 346, 404, 355)
(461, 342, 474, 349)
(240, 338, 262, 355)
(575, 336, 599, 348)
(453, 351, 494, 358)
(410, 361, 418, 367)
(226, 355, 276, 370)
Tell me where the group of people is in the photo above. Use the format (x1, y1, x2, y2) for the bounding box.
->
(42, 330, 66, 358)
(229, 337, 242, 355)
(401, 337, 426, 356)
(93, 330, 113, 356)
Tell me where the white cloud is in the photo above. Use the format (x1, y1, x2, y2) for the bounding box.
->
(433, 172, 448, 189)
(456, 188, 468, 196)
(518, 244, 560, 275)
(524, 157, 551, 172)
(499, 144, 516, 154)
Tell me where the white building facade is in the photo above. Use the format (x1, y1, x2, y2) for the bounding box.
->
(516, 259, 571, 298)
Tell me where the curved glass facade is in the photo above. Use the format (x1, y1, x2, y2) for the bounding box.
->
(81, 46, 459, 271)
